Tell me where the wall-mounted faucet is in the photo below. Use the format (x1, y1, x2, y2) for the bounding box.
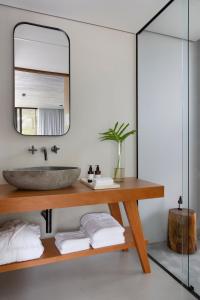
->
(41, 147, 48, 161)
(28, 146, 59, 161)
(51, 145, 60, 154)
(28, 145, 38, 155)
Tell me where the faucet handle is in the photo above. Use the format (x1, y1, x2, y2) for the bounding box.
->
(51, 145, 60, 154)
(28, 145, 38, 155)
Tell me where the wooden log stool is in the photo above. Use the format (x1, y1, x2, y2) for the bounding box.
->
(168, 208, 197, 254)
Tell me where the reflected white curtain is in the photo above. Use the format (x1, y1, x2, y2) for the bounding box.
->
(38, 109, 64, 135)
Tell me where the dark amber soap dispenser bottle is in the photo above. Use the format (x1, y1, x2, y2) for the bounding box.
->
(95, 165, 101, 179)
(88, 165, 94, 183)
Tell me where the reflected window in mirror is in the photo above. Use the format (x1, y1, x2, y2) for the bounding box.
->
(13, 23, 70, 136)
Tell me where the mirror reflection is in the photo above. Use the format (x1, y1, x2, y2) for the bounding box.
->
(14, 23, 70, 136)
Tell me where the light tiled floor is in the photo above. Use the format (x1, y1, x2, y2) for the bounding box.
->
(0, 249, 196, 300)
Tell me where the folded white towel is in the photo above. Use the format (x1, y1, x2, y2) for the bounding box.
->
(0, 219, 44, 265)
(80, 213, 125, 249)
(93, 177, 114, 186)
(92, 237, 125, 249)
(55, 230, 90, 254)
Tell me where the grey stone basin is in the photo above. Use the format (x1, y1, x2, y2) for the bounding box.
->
(3, 166, 81, 190)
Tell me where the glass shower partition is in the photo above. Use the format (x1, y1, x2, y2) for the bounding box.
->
(137, 0, 192, 294)
(188, 0, 200, 296)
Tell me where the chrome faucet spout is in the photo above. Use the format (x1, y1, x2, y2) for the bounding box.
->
(41, 147, 48, 161)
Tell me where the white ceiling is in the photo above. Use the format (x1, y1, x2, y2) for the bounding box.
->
(0, 0, 170, 34)
(147, 0, 200, 41)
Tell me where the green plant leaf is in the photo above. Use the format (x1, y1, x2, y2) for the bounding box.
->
(116, 122, 125, 134)
(120, 130, 136, 142)
(114, 122, 119, 131)
(99, 122, 136, 143)
(118, 123, 130, 137)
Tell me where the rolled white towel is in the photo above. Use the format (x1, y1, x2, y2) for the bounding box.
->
(0, 219, 44, 265)
(0, 247, 44, 265)
(0, 219, 42, 249)
(55, 230, 90, 254)
(80, 213, 125, 248)
(93, 177, 114, 186)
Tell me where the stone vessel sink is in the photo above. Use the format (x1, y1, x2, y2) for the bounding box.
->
(3, 167, 81, 190)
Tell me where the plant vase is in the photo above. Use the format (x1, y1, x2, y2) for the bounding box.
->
(114, 142, 125, 182)
(99, 122, 136, 183)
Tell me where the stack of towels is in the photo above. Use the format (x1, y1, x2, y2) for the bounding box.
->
(80, 213, 125, 248)
(55, 213, 125, 254)
(0, 219, 44, 265)
(93, 177, 114, 188)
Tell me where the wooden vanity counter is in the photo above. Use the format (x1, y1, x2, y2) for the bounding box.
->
(0, 177, 164, 274)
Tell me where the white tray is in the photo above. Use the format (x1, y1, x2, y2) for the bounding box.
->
(80, 178, 120, 190)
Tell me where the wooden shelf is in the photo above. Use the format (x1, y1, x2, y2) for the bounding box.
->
(0, 227, 147, 273)
(0, 178, 163, 274)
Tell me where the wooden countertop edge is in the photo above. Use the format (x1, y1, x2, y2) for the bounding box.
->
(0, 178, 164, 214)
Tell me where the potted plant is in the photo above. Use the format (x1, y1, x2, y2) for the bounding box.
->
(99, 122, 136, 182)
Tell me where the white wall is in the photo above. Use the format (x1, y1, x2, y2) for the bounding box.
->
(138, 31, 199, 243)
(15, 39, 69, 74)
(15, 24, 69, 73)
(0, 6, 136, 237)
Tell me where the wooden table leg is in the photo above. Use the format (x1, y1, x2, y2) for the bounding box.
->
(108, 202, 123, 225)
(123, 200, 151, 273)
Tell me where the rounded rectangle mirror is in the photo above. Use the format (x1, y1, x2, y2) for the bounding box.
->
(13, 22, 70, 136)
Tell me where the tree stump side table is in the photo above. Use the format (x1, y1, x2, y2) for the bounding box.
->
(168, 208, 197, 254)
